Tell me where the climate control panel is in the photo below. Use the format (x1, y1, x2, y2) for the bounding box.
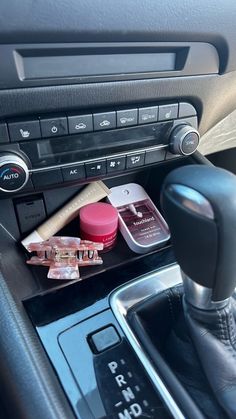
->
(0, 101, 199, 195)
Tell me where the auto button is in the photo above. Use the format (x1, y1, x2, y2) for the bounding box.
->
(0, 155, 29, 192)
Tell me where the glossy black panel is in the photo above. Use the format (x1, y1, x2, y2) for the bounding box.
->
(57, 309, 170, 418)
(20, 122, 172, 168)
(25, 246, 175, 326)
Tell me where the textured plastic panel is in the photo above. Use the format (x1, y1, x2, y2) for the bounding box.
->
(0, 0, 234, 72)
(0, 42, 218, 88)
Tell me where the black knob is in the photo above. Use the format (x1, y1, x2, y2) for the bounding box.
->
(161, 165, 236, 306)
(169, 124, 200, 156)
(0, 154, 29, 192)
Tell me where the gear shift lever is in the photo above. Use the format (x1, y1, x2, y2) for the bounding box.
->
(161, 164, 236, 418)
(162, 164, 236, 309)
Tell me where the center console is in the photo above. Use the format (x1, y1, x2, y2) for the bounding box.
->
(0, 94, 205, 419)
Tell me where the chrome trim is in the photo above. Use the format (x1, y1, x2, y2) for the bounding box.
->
(167, 184, 214, 219)
(29, 144, 168, 173)
(110, 263, 185, 419)
(182, 273, 229, 310)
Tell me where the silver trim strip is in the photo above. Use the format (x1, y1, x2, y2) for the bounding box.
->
(182, 273, 229, 310)
(110, 263, 185, 419)
(29, 144, 168, 173)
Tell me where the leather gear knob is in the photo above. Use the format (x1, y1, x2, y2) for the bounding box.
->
(161, 164, 236, 302)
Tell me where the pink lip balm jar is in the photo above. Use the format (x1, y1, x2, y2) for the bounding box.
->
(80, 202, 118, 252)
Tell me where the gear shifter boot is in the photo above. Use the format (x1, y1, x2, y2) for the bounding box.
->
(184, 297, 236, 418)
(129, 286, 226, 418)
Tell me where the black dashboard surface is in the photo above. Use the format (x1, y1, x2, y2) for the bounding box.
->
(0, 0, 235, 70)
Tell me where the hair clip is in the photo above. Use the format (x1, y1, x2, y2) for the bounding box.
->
(26, 236, 103, 280)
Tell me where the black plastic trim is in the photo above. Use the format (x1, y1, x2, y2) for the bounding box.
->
(0, 42, 218, 89)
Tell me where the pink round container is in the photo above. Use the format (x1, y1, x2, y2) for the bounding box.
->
(80, 202, 118, 251)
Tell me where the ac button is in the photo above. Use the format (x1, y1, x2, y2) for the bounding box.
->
(62, 165, 85, 182)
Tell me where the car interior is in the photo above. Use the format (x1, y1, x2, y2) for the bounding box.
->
(2, 1, 236, 418)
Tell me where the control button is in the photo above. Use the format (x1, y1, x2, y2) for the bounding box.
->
(93, 112, 116, 131)
(138, 106, 158, 125)
(169, 124, 200, 156)
(8, 120, 41, 142)
(0, 123, 9, 143)
(117, 109, 138, 127)
(179, 102, 197, 118)
(32, 169, 63, 189)
(85, 160, 106, 178)
(126, 152, 145, 169)
(68, 114, 93, 134)
(40, 117, 68, 138)
(181, 132, 200, 155)
(0, 164, 27, 191)
(15, 198, 46, 234)
(0, 155, 29, 192)
(145, 148, 166, 164)
(90, 326, 120, 353)
(158, 104, 178, 121)
(62, 164, 85, 182)
(107, 156, 126, 173)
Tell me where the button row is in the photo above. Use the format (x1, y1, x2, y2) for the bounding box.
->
(31, 148, 167, 189)
(1, 102, 197, 144)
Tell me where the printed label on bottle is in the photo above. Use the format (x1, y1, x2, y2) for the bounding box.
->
(117, 199, 169, 246)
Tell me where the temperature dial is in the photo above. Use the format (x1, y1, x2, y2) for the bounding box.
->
(0, 155, 29, 192)
(169, 124, 200, 156)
